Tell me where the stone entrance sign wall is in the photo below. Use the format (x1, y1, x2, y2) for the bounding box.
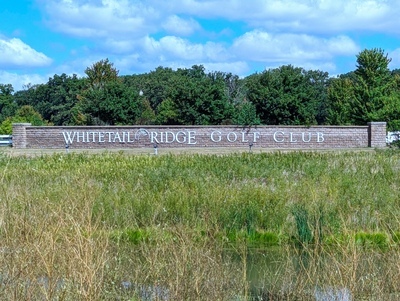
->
(12, 122, 387, 149)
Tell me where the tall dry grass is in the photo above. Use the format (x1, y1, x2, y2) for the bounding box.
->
(0, 164, 108, 300)
(0, 149, 400, 300)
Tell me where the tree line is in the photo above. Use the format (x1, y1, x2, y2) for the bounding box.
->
(1, 48, 400, 134)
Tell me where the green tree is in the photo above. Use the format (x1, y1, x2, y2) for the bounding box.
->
(0, 118, 13, 134)
(0, 105, 48, 135)
(140, 67, 179, 111)
(76, 80, 141, 125)
(351, 48, 400, 129)
(13, 74, 85, 125)
(246, 65, 328, 125)
(45, 74, 85, 125)
(15, 105, 48, 125)
(123, 66, 236, 125)
(306, 69, 330, 124)
(326, 76, 354, 125)
(0, 84, 17, 123)
(222, 72, 246, 105)
(136, 97, 156, 125)
(155, 98, 179, 125)
(77, 59, 142, 125)
(172, 65, 233, 125)
(85, 58, 119, 90)
(233, 100, 260, 127)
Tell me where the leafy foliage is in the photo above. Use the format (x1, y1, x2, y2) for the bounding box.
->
(1, 50, 400, 129)
(0, 105, 48, 134)
(246, 65, 328, 125)
(13, 74, 85, 125)
(0, 84, 17, 123)
(85, 58, 119, 90)
(233, 100, 260, 127)
(352, 49, 399, 127)
(76, 80, 141, 125)
(326, 76, 354, 125)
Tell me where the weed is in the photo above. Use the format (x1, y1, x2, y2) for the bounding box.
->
(292, 204, 313, 245)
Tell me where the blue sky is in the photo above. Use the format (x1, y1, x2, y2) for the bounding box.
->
(1, 0, 400, 91)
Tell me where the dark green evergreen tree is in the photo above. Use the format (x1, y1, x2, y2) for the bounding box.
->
(351, 48, 400, 130)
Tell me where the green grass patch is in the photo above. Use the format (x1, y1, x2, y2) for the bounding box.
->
(110, 228, 149, 244)
(355, 231, 389, 249)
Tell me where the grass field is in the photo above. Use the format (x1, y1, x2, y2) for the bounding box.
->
(0, 148, 399, 300)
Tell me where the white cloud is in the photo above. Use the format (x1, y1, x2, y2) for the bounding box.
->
(162, 15, 201, 36)
(38, 0, 397, 65)
(231, 30, 359, 63)
(38, 0, 400, 69)
(44, 0, 158, 39)
(265, 0, 389, 31)
(0, 38, 52, 68)
(141, 35, 231, 62)
(0, 71, 48, 91)
(159, 36, 204, 60)
(325, 36, 360, 55)
(149, 0, 399, 34)
(101, 39, 136, 54)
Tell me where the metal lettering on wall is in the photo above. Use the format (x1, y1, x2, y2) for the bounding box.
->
(62, 129, 325, 145)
